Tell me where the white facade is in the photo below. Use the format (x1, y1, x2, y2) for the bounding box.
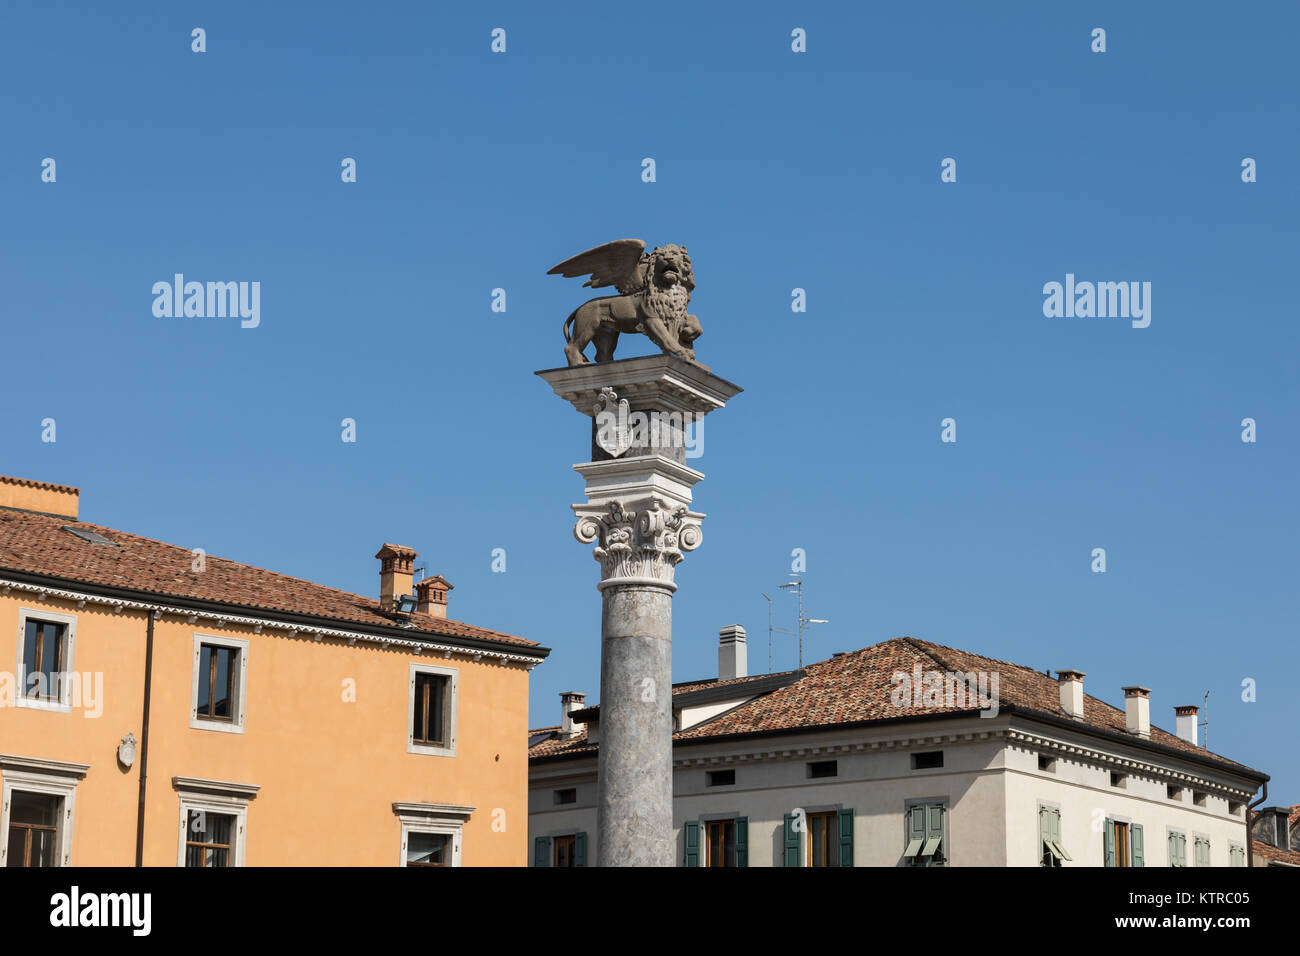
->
(530, 711, 1257, 866)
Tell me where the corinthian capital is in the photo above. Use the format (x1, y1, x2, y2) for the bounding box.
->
(574, 498, 703, 592)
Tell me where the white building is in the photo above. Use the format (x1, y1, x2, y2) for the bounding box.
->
(529, 628, 1267, 866)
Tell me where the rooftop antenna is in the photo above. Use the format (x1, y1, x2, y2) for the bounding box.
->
(773, 573, 828, 667)
(1200, 690, 1210, 751)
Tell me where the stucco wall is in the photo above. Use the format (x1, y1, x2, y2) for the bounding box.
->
(0, 591, 533, 866)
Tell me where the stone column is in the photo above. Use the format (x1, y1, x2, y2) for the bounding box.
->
(537, 355, 741, 866)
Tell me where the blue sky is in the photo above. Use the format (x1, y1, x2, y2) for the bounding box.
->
(3, 2, 1296, 796)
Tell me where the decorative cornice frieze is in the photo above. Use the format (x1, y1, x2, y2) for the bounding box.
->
(1006, 730, 1253, 800)
(0, 576, 543, 668)
(574, 498, 703, 592)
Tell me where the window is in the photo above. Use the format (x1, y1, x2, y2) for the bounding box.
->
(1228, 801, 1244, 817)
(553, 788, 577, 805)
(184, 810, 235, 867)
(706, 769, 735, 787)
(1104, 819, 1144, 867)
(16, 609, 77, 710)
(706, 819, 736, 868)
(903, 803, 946, 866)
(1192, 791, 1207, 808)
(911, 751, 943, 770)
(1167, 829, 1187, 867)
(1038, 755, 1057, 773)
(808, 760, 838, 779)
(534, 832, 587, 867)
(412, 674, 448, 744)
(6, 792, 59, 867)
(189, 634, 248, 733)
(0, 755, 87, 867)
(173, 777, 258, 867)
(196, 645, 237, 720)
(684, 818, 747, 867)
(1110, 772, 1127, 789)
(1229, 843, 1245, 867)
(1167, 784, 1183, 801)
(1194, 836, 1210, 867)
(407, 664, 457, 757)
(552, 834, 577, 867)
(1039, 806, 1071, 866)
(807, 811, 840, 867)
(395, 802, 471, 867)
(407, 832, 452, 867)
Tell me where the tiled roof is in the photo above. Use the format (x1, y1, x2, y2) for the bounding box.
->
(530, 637, 1262, 777)
(0, 505, 538, 651)
(567, 668, 802, 721)
(1252, 840, 1300, 866)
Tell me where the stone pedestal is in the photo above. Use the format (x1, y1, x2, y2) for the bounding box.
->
(537, 354, 741, 866)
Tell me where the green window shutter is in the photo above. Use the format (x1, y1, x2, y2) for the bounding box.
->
(1167, 832, 1176, 867)
(1230, 844, 1243, 867)
(1038, 807, 1049, 865)
(916, 804, 945, 865)
(683, 820, 701, 868)
(1103, 819, 1115, 867)
(837, 808, 854, 868)
(903, 805, 927, 864)
(783, 813, 802, 867)
(534, 836, 549, 868)
(1195, 837, 1209, 867)
(734, 817, 748, 868)
(574, 831, 587, 868)
(1131, 823, 1144, 867)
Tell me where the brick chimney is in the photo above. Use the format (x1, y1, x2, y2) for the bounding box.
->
(718, 625, 747, 680)
(1174, 705, 1199, 746)
(1056, 669, 1085, 719)
(560, 691, 586, 738)
(375, 544, 417, 612)
(415, 574, 453, 619)
(0, 475, 79, 519)
(1123, 686, 1151, 738)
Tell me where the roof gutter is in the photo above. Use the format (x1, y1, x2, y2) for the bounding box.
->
(1246, 780, 1268, 868)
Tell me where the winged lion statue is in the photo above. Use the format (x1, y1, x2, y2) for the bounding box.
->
(548, 239, 704, 368)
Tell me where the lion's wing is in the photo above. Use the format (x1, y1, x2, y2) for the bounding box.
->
(547, 239, 646, 294)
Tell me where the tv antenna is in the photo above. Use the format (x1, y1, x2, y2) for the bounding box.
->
(1200, 690, 1210, 751)
(763, 573, 828, 668)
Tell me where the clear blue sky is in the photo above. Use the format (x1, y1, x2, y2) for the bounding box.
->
(3, 2, 1295, 797)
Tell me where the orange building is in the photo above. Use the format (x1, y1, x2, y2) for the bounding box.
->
(0, 475, 547, 866)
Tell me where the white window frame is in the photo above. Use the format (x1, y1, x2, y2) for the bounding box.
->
(0, 754, 89, 866)
(173, 776, 259, 867)
(189, 633, 249, 734)
(394, 802, 473, 867)
(407, 663, 458, 757)
(15, 608, 77, 713)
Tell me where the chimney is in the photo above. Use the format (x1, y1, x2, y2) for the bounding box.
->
(1174, 705, 1199, 746)
(560, 691, 586, 738)
(718, 625, 747, 680)
(375, 544, 417, 612)
(1056, 669, 1085, 719)
(0, 475, 79, 519)
(415, 574, 454, 619)
(1123, 686, 1151, 738)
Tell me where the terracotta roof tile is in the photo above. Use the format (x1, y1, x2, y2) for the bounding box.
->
(0, 506, 537, 651)
(530, 636, 1262, 777)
